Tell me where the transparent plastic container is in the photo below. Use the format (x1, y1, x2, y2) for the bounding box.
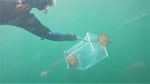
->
(64, 32, 109, 70)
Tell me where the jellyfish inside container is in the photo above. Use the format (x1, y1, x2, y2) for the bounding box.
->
(66, 53, 79, 68)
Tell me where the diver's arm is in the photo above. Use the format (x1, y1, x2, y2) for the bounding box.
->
(8, 14, 77, 41)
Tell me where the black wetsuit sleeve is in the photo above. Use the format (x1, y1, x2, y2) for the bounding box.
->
(8, 13, 52, 39)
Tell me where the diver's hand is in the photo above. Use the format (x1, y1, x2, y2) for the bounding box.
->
(65, 33, 77, 41)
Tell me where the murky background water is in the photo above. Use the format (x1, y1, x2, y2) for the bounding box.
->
(0, 0, 149, 83)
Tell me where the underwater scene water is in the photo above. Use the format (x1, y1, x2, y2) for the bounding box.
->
(0, 0, 149, 83)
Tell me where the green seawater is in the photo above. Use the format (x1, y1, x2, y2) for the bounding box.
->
(0, 0, 149, 83)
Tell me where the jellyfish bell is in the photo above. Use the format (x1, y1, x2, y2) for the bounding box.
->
(131, 62, 145, 72)
(67, 54, 79, 68)
(98, 34, 110, 47)
(40, 70, 50, 77)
